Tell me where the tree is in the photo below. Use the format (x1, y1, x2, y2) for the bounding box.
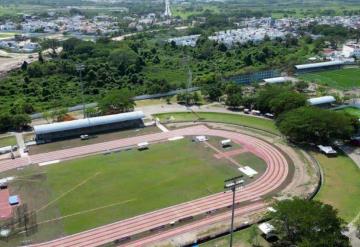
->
(99, 88, 135, 114)
(192, 92, 201, 105)
(256, 85, 287, 112)
(276, 107, 359, 144)
(21, 61, 28, 71)
(269, 198, 350, 247)
(38, 51, 44, 63)
(269, 91, 306, 116)
(109, 48, 142, 75)
(226, 94, 242, 109)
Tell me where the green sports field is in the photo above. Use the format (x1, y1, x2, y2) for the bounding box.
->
(41, 138, 251, 234)
(336, 107, 360, 118)
(299, 68, 360, 89)
(154, 112, 280, 135)
(314, 152, 360, 222)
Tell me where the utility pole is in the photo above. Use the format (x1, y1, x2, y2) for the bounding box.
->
(224, 176, 244, 247)
(76, 64, 86, 119)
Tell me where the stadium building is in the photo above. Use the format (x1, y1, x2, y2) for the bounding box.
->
(295, 60, 344, 74)
(34, 111, 145, 143)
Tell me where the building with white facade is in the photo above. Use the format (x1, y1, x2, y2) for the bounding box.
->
(342, 43, 360, 58)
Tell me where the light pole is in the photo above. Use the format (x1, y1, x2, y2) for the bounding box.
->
(224, 176, 244, 247)
(76, 64, 86, 119)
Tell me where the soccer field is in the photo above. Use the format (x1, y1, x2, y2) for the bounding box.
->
(336, 107, 360, 118)
(42, 138, 248, 234)
(299, 68, 360, 89)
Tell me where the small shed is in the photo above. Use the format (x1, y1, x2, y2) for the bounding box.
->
(194, 136, 208, 142)
(0, 179, 8, 189)
(318, 145, 337, 157)
(137, 142, 149, 150)
(220, 139, 232, 147)
(8, 195, 19, 206)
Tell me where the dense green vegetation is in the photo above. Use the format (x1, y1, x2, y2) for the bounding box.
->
(268, 198, 350, 247)
(0, 33, 315, 116)
(44, 139, 238, 233)
(276, 107, 359, 144)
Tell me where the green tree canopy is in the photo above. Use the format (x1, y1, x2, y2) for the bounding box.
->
(99, 88, 135, 115)
(276, 107, 359, 144)
(269, 91, 306, 116)
(269, 198, 350, 247)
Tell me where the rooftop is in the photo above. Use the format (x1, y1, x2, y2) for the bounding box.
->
(34, 111, 145, 135)
(295, 60, 344, 70)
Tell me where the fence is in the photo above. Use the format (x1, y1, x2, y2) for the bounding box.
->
(226, 69, 280, 84)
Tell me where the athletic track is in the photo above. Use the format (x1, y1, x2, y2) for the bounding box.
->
(0, 125, 290, 247)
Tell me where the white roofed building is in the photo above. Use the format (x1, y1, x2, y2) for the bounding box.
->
(295, 60, 344, 73)
(307, 96, 336, 107)
(34, 111, 145, 143)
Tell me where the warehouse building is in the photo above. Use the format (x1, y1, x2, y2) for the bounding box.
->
(295, 60, 344, 74)
(34, 111, 145, 143)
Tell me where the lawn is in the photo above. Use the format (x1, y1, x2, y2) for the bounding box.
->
(336, 107, 360, 118)
(201, 226, 269, 247)
(43, 139, 240, 234)
(314, 152, 360, 222)
(154, 112, 280, 135)
(0, 135, 17, 147)
(299, 68, 360, 89)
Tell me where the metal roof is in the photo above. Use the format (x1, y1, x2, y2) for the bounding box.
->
(295, 60, 344, 70)
(34, 111, 145, 135)
(263, 76, 291, 84)
(307, 96, 336, 105)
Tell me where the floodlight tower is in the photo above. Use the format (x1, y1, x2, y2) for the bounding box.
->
(76, 64, 86, 119)
(224, 176, 244, 247)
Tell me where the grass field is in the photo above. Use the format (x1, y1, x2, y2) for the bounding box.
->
(154, 112, 280, 135)
(42, 139, 241, 234)
(336, 107, 360, 118)
(201, 226, 269, 247)
(0, 135, 17, 147)
(314, 152, 360, 222)
(299, 68, 360, 89)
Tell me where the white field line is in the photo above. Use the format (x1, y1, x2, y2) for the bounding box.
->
(38, 160, 60, 166)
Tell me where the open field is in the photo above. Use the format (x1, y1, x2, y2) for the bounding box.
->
(154, 112, 280, 135)
(313, 152, 360, 222)
(0, 135, 16, 147)
(29, 126, 160, 155)
(42, 138, 241, 234)
(299, 68, 360, 89)
(336, 107, 360, 118)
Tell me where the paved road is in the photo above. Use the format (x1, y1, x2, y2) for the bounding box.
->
(9, 125, 289, 247)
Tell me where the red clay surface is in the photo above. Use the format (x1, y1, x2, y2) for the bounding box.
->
(0, 125, 290, 247)
(0, 188, 12, 220)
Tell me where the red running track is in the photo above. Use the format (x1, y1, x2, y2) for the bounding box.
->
(0, 125, 289, 247)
